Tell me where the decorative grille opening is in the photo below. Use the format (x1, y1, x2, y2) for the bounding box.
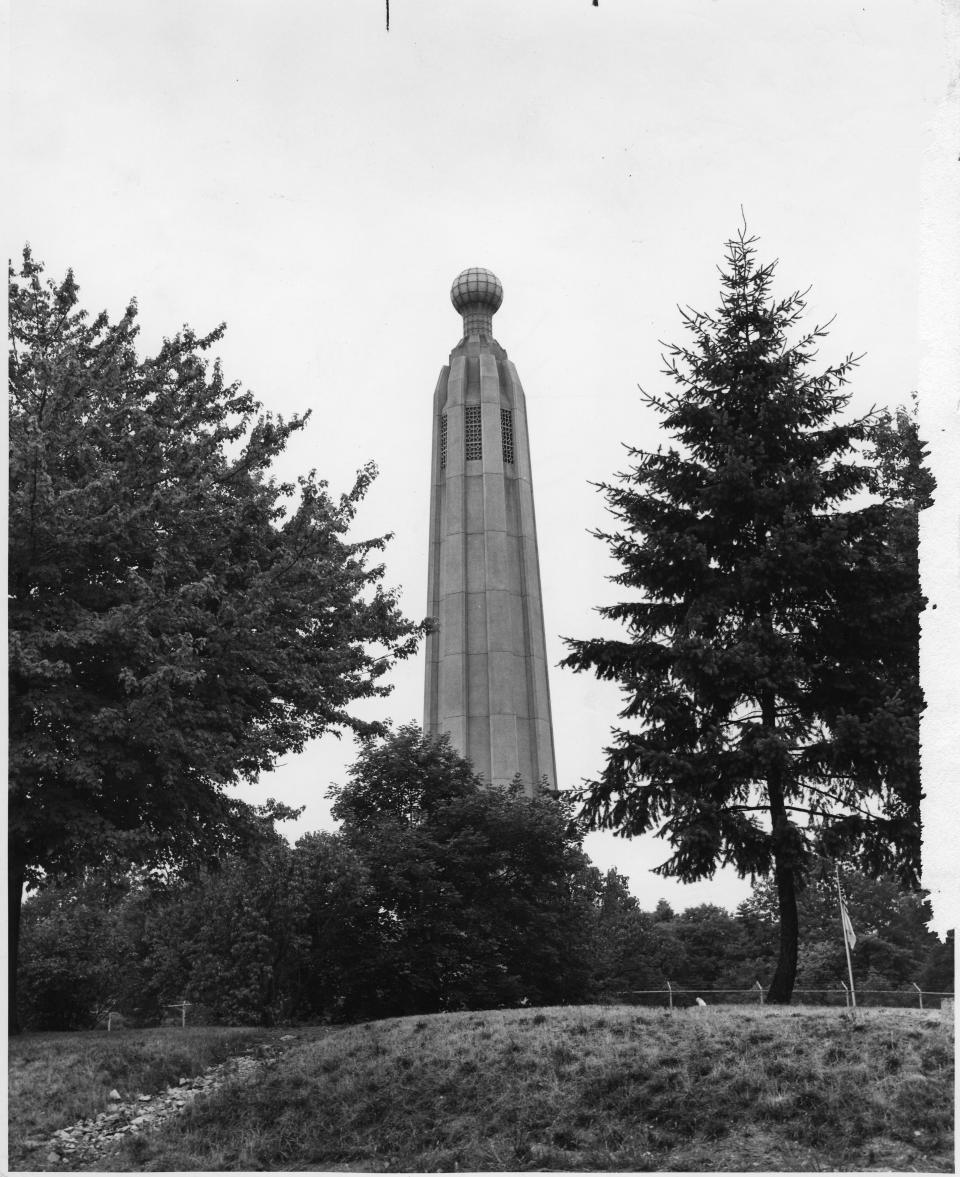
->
(501, 408, 515, 464)
(439, 413, 447, 469)
(465, 405, 482, 461)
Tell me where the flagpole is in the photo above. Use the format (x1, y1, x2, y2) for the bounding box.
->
(835, 864, 857, 1009)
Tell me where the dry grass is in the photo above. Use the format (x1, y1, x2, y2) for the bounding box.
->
(10, 1006, 954, 1172)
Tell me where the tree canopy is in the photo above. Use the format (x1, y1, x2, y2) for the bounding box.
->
(738, 858, 943, 993)
(17, 845, 949, 1031)
(329, 725, 600, 1016)
(17, 726, 610, 1027)
(562, 228, 931, 1001)
(8, 249, 425, 1030)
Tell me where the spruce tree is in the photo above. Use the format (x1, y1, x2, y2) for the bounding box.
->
(563, 228, 928, 1002)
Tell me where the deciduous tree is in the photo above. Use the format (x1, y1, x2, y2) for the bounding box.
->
(17, 875, 132, 1030)
(330, 725, 599, 1016)
(8, 250, 425, 1031)
(589, 868, 658, 995)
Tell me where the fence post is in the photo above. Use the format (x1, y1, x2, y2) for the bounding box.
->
(912, 982, 924, 1010)
(165, 1000, 192, 1028)
(91, 1007, 116, 1031)
(666, 981, 673, 1011)
(840, 980, 849, 1008)
(755, 981, 764, 1006)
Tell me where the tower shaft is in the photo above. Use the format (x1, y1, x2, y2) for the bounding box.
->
(424, 273, 557, 793)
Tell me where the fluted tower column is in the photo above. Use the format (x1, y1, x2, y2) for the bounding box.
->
(424, 268, 558, 794)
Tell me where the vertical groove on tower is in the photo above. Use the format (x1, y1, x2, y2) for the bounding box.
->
(423, 364, 446, 736)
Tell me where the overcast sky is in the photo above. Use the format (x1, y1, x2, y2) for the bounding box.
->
(10, 0, 958, 921)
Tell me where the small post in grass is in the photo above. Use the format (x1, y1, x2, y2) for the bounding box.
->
(755, 981, 764, 1006)
(166, 1000, 192, 1028)
(912, 982, 924, 1010)
(666, 980, 673, 1011)
(840, 980, 850, 1009)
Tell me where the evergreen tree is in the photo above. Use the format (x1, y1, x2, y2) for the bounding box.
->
(8, 250, 425, 1031)
(563, 228, 929, 1001)
(815, 399, 934, 874)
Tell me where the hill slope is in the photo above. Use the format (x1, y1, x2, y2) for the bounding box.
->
(14, 1005, 955, 1172)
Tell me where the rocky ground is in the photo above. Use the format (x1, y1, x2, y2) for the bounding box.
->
(16, 1036, 298, 1171)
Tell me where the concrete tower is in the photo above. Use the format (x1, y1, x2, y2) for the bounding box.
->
(423, 268, 557, 794)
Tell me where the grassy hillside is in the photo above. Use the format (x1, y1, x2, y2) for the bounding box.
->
(9, 1006, 954, 1172)
(7, 1025, 320, 1168)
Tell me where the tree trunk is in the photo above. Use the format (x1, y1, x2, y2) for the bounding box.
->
(762, 686, 800, 1004)
(766, 839, 799, 1003)
(9, 851, 26, 1035)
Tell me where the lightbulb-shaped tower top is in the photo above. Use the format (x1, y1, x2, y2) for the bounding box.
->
(450, 267, 503, 339)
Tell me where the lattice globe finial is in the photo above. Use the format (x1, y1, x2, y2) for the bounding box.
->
(450, 268, 503, 337)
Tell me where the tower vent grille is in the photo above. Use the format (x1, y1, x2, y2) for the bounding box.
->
(465, 405, 482, 461)
(439, 413, 447, 469)
(501, 408, 515, 464)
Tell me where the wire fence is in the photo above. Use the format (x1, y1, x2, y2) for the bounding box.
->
(616, 983, 955, 1010)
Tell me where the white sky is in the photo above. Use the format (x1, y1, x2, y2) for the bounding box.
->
(9, 0, 958, 920)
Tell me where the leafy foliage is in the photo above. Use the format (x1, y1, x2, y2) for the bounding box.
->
(16, 727, 607, 1027)
(8, 249, 425, 1029)
(17, 850, 950, 1030)
(563, 228, 932, 1000)
(125, 832, 376, 1026)
(9, 248, 423, 881)
(17, 875, 132, 1030)
(17, 832, 376, 1029)
(330, 725, 600, 1016)
(588, 869, 658, 993)
(738, 859, 945, 993)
